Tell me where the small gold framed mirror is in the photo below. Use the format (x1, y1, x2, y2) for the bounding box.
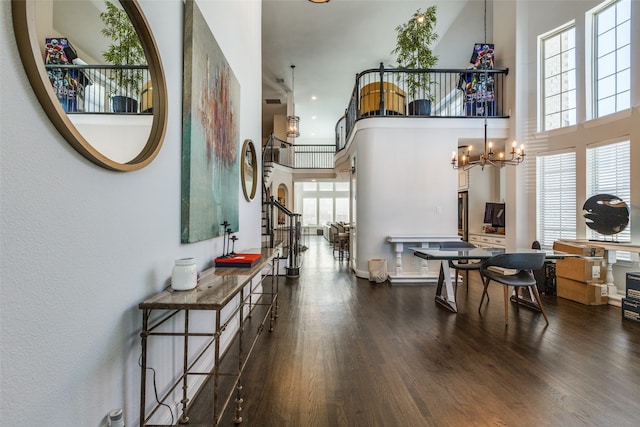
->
(241, 139, 257, 201)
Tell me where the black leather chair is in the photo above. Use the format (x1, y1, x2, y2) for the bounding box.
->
(479, 253, 548, 326)
(438, 241, 481, 295)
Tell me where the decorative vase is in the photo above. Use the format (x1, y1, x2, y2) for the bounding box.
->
(408, 99, 432, 116)
(111, 96, 138, 113)
(171, 258, 197, 291)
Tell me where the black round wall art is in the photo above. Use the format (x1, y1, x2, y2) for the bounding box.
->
(582, 194, 629, 236)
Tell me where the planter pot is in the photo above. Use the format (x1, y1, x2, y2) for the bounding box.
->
(408, 99, 432, 116)
(111, 96, 138, 113)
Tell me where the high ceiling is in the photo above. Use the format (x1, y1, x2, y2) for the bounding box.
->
(261, 0, 489, 143)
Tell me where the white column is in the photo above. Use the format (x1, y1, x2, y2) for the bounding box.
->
(419, 242, 431, 276)
(393, 242, 404, 275)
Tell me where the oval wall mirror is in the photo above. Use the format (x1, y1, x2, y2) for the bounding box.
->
(11, 0, 167, 171)
(241, 139, 258, 201)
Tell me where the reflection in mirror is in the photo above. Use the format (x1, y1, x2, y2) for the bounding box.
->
(12, 0, 167, 171)
(241, 139, 257, 201)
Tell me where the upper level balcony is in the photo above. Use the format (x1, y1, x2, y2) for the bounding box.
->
(336, 64, 509, 151)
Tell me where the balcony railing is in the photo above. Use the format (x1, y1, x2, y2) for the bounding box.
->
(45, 64, 152, 114)
(338, 63, 509, 150)
(263, 134, 336, 169)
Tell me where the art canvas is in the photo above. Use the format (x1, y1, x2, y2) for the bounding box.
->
(182, 0, 240, 243)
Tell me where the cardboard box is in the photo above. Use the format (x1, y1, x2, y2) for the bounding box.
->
(622, 298, 640, 322)
(555, 257, 605, 283)
(553, 241, 605, 257)
(557, 277, 608, 305)
(626, 272, 640, 301)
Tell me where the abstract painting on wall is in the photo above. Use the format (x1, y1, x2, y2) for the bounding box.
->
(182, 0, 240, 243)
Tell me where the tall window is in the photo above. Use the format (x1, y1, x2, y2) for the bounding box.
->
(302, 198, 317, 226)
(540, 23, 576, 131)
(586, 140, 631, 244)
(536, 151, 577, 248)
(593, 0, 631, 117)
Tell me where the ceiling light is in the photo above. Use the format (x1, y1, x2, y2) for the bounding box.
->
(287, 65, 300, 138)
(308, 0, 330, 3)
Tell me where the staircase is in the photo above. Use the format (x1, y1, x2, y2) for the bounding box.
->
(261, 136, 303, 278)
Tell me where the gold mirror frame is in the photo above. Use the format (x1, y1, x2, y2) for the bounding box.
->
(241, 139, 258, 201)
(11, 0, 168, 172)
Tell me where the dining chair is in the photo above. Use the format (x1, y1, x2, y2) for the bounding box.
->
(479, 253, 548, 326)
(438, 241, 481, 295)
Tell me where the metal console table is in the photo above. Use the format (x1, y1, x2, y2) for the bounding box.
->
(139, 247, 280, 426)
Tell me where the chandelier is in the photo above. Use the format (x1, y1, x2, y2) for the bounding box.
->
(451, 0, 524, 171)
(451, 118, 525, 171)
(286, 65, 300, 138)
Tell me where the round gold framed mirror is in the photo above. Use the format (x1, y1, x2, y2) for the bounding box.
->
(241, 139, 258, 201)
(11, 0, 167, 172)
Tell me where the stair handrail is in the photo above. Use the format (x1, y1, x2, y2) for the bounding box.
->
(263, 194, 301, 277)
(263, 133, 293, 167)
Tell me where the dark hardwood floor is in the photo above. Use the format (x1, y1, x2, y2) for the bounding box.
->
(189, 236, 640, 426)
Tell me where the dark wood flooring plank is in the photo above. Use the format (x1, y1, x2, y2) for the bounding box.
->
(186, 236, 640, 426)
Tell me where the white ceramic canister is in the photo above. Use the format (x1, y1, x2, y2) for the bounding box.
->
(109, 408, 125, 427)
(172, 258, 197, 291)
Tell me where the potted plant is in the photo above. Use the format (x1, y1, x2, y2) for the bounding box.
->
(391, 5, 439, 116)
(100, 0, 146, 112)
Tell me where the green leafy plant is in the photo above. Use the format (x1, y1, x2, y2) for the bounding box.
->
(391, 5, 439, 101)
(100, 0, 146, 97)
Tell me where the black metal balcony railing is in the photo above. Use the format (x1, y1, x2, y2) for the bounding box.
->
(338, 63, 509, 150)
(263, 134, 336, 170)
(45, 64, 152, 114)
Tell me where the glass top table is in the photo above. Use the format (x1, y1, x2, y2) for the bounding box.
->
(412, 247, 570, 312)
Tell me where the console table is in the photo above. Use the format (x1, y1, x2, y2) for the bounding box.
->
(139, 247, 280, 426)
(385, 235, 461, 284)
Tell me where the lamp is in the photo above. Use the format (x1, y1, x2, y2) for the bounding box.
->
(451, 118, 525, 171)
(286, 65, 300, 138)
(308, 0, 330, 3)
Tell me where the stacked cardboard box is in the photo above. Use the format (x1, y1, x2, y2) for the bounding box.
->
(622, 273, 640, 322)
(553, 241, 608, 305)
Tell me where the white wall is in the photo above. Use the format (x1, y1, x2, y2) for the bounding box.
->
(0, 1, 262, 426)
(348, 117, 509, 278)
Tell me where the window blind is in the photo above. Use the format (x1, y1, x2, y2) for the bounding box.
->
(537, 151, 577, 249)
(586, 141, 631, 247)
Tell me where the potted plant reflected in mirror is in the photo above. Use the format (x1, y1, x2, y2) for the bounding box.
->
(100, 0, 146, 113)
(392, 5, 439, 116)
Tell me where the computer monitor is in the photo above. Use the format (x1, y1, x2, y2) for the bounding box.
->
(483, 202, 505, 227)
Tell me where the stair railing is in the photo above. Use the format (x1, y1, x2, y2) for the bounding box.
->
(262, 194, 302, 277)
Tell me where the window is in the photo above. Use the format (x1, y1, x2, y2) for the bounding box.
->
(335, 198, 349, 223)
(536, 151, 577, 249)
(540, 23, 576, 131)
(302, 182, 318, 191)
(296, 181, 350, 226)
(592, 0, 631, 117)
(335, 182, 349, 192)
(318, 198, 333, 225)
(302, 198, 317, 226)
(586, 141, 631, 246)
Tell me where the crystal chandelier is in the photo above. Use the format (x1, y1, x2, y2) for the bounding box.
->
(286, 65, 300, 138)
(451, 118, 525, 171)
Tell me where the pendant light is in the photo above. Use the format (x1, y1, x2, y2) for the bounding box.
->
(287, 65, 300, 138)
